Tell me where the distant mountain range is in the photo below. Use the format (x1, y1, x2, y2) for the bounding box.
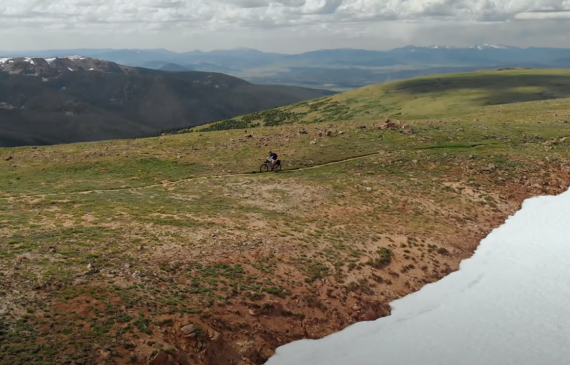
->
(3, 45, 570, 90)
(0, 56, 334, 147)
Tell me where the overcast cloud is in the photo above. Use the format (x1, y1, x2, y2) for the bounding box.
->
(1, 0, 570, 52)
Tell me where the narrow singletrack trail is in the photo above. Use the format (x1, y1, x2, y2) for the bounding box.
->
(0, 143, 494, 201)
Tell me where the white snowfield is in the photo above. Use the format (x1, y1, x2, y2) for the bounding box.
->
(266, 188, 570, 365)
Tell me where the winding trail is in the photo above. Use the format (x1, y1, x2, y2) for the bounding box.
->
(0, 143, 493, 200)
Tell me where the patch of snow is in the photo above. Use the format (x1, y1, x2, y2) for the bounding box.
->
(470, 44, 514, 50)
(267, 187, 570, 365)
(0, 102, 15, 110)
(46, 58, 56, 63)
(66, 55, 85, 60)
(68, 67, 74, 71)
(89, 68, 94, 71)
(428, 45, 454, 49)
(0, 58, 10, 64)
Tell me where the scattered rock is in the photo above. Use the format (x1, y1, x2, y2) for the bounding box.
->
(377, 120, 399, 130)
(4, 155, 13, 161)
(152, 352, 174, 365)
(86, 263, 98, 273)
(271, 301, 284, 315)
(181, 324, 196, 335)
(363, 309, 379, 321)
(100, 349, 111, 359)
(209, 329, 221, 342)
(365, 187, 372, 192)
(237, 340, 255, 357)
(310, 140, 317, 145)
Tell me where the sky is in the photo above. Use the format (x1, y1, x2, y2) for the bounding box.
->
(1, 0, 570, 53)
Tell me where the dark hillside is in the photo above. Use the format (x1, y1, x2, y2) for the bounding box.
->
(0, 61, 334, 147)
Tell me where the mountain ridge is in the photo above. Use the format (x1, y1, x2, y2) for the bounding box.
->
(5, 44, 568, 91)
(4, 44, 565, 57)
(0, 57, 335, 147)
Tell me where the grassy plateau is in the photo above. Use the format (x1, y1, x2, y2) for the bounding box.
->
(1, 69, 570, 365)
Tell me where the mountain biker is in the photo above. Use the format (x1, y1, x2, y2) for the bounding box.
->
(267, 151, 278, 167)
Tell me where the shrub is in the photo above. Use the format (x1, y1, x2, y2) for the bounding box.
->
(368, 247, 392, 268)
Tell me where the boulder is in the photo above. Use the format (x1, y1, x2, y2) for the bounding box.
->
(181, 324, 196, 335)
(152, 352, 175, 365)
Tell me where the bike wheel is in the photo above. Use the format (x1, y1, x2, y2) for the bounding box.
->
(273, 164, 282, 172)
(260, 163, 270, 173)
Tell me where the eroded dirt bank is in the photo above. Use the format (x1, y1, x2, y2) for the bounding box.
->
(79, 168, 570, 365)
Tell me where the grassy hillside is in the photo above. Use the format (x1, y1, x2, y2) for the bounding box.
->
(192, 69, 570, 132)
(0, 69, 334, 147)
(1, 70, 569, 365)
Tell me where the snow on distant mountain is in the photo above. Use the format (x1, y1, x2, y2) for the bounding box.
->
(470, 44, 519, 50)
(0, 56, 135, 78)
(397, 44, 521, 51)
(427, 45, 457, 49)
(423, 44, 520, 50)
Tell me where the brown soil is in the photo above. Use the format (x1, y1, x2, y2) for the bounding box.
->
(70, 168, 570, 365)
(2, 149, 569, 365)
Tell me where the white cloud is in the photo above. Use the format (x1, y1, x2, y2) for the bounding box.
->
(1, 0, 570, 52)
(516, 11, 570, 20)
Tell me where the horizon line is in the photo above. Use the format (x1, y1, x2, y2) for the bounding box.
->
(3, 44, 570, 56)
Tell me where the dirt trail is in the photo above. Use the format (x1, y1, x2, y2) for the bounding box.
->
(0, 143, 493, 200)
(0, 151, 382, 200)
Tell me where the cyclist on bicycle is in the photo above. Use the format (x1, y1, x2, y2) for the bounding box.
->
(267, 151, 278, 167)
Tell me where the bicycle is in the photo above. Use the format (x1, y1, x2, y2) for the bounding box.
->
(260, 159, 282, 173)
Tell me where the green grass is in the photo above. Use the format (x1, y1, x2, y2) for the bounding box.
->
(193, 69, 570, 131)
(1, 69, 570, 365)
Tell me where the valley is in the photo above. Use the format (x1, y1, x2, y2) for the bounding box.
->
(0, 56, 334, 147)
(7, 45, 570, 91)
(0, 70, 570, 365)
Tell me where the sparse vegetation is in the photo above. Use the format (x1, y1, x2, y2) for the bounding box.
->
(0, 69, 569, 365)
(368, 247, 393, 268)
